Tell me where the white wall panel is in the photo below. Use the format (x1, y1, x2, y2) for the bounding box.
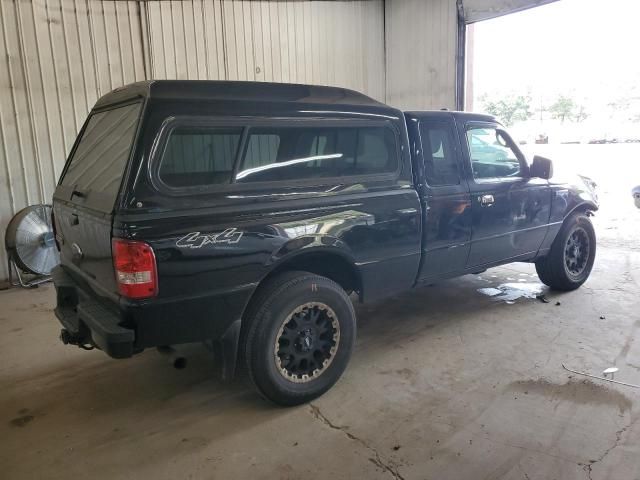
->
(385, 0, 458, 111)
(143, 0, 385, 99)
(0, 0, 385, 281)
(0, 0, 145, 281)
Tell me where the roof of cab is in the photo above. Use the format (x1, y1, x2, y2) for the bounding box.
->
(405, 110, 497, 123)
(94, 80, 393, 113)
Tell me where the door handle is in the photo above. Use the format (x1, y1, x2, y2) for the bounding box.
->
(479, 194, 495, 207)
(396, 208, 418, 217)
(70, 213, 79, 225)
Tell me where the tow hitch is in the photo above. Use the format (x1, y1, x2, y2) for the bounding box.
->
(59, 328, 94, 350)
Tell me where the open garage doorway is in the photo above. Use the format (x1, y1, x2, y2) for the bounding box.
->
(467, 0, 640, 249)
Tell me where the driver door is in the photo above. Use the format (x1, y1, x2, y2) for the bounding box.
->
(463, 122, 551, 268)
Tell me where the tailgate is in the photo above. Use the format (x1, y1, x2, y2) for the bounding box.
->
(53, 102, 142, 298)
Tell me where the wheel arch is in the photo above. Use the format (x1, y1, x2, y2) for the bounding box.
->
(261, 247, 362, 299)
(565, 200, 598, 219)
(535, 200, 598, 262)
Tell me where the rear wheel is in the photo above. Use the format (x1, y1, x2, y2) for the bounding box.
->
(243, 271, 356, 406)
(535, 212, 596, 290)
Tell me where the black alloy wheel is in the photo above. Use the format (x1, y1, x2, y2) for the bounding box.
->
(274, 302, 340, 383)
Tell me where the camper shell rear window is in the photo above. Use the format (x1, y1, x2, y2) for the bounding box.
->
(60, 102, 142, 211)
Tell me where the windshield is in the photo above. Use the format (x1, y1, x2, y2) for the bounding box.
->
(61, 102, 141, 209)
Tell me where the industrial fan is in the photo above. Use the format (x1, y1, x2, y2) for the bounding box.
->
(5, 204, 59, 287)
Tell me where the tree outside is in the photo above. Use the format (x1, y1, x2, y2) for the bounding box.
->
(548, 96, 578, 123)
(481, 94, 534, 126)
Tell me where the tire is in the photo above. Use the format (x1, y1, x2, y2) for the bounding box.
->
(535, 212, 596, 291)
(243, 271, 356, 406)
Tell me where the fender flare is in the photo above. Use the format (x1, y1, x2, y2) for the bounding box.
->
(565, 200, 598, 220)
(265, 234, 360, 282)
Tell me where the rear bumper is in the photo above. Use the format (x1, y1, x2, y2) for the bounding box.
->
(53, 266, 135, 358)
(52, 265, 253, 378)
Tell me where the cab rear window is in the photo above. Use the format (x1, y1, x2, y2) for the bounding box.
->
(60, 102, 141, 209)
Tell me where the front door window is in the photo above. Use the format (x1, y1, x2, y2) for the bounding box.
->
(466, 127, 522, 179)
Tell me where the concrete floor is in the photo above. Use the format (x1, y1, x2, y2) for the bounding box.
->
(2, 235, 640, 479)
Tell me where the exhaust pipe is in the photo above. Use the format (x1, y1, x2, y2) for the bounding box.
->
(156, 346, 187, 369)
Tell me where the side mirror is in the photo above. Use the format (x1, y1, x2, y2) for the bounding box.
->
(530, 155, 553, 179)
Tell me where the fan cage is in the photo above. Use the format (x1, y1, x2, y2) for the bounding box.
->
(5, 204, 60, 277)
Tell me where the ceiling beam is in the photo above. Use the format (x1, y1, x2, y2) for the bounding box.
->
(462, 0, 559, 24)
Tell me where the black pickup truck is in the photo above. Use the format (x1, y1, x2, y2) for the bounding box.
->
(52, 81, 598, 405)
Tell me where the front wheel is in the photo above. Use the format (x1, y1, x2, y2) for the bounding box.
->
(535, 212, 596, 290)
(243, 271, 356, 406)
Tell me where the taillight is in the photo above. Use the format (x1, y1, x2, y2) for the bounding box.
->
(112, 238, 158, 299)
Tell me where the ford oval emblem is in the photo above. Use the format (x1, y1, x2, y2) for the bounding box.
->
(71, 242, 83, 260)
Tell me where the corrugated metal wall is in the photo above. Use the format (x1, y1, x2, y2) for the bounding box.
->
(0, 0, 385, 281)
(0, 0, 146, 281)
(144, 0, 385, 94)
(385, 0, 458, 110)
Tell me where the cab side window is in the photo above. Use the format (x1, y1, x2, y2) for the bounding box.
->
(159, 127, 242, 188)
(466, 127, 521, 179)
(236, 126, 397, 183)
(244, 134, 280, 169)
(419, 124, 459, 186)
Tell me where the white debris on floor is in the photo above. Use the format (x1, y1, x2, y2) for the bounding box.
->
(477, 287, 502, 297)
(477, 282, 546, 303)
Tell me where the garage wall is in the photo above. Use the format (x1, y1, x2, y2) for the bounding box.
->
(0, 0, 385, 282)
(144, 0, 385, 97)
(385, 0, 458, 111)
(0, 0, 146, 282)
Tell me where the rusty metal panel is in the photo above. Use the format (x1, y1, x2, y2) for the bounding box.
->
(386, 0, 458, 111)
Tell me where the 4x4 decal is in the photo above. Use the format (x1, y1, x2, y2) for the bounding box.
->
(176, 228, 243, 248)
